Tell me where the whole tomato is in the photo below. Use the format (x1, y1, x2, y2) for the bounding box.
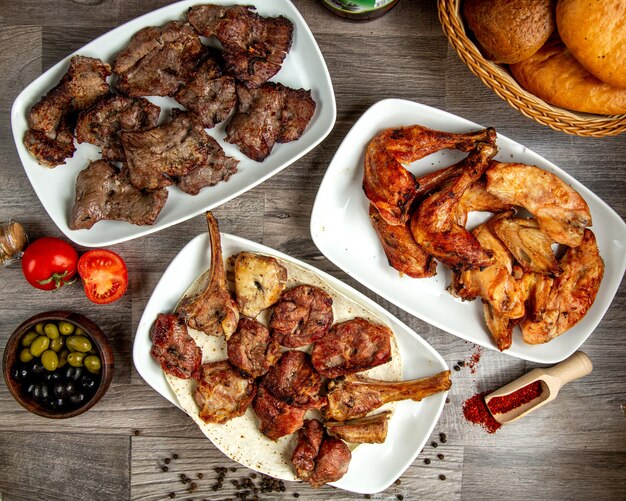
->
(21, 237, 78, 290)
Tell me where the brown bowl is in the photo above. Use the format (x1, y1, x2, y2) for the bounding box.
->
(3, 311, 114, 418)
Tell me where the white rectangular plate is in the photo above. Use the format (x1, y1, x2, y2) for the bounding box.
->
(11, 0, 335, 248)
(133, 231, 449, 494)
(310, 99, 626, 364)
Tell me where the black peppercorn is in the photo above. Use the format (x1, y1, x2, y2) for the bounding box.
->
(438, 453, 445, 460)
(439, 474, 446, 480)
(432, 441, 438, 448)
(424, 458, 431, 465)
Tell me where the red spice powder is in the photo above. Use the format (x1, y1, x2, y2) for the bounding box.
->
(487, 381, 543, 415)
(462, 392, 501, 434)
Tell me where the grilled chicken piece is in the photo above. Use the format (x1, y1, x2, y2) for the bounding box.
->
(113, 21, 205, 97)
(262, 350, 325, 410)
(325, 370, 452, 422)
(227, 317, 280, 378)
(363, 124, 496, 226)
(521, 229, 604, 344)
(252, 383, 306, 441)
(178, 212, 240, 339)
(23, 116, 77, 168)
(269, 285, 333, 348)
(187, 4, 294, 88)
(486, 162, 591, 247)
(150, 313, 201, 379)
(174, 55, 236, 129)
(28, 55, 111, 136)
(456, 178, 514, 226)
(234, 252, 288, 318)
(492, 217, 561, 277)
(76, 95, 160, 162)
(311, 317, 392, 378)
(325, 411, 391, 444)
(410, 143, 498, 270)
(70, 160, 168, 230)
(194, 361, 257, 424)
(291, 419, 351, 488)
(369, 204, 437, 278)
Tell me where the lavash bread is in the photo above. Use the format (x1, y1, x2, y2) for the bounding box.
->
(463, 0, 556, 64)
(556, 0, 626, 89)
(509, 38, 626, 115)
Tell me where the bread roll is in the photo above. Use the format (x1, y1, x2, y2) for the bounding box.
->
(510, 38, 626, 115)
(557, 0, 626, 89)
(463, 0, 555, 64)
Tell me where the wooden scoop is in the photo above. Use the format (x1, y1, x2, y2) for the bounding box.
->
(485, 351, 593, 425)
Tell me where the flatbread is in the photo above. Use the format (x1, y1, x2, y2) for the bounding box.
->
(164, 252, 402, 480)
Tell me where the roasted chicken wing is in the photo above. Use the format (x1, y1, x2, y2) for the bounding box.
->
(234, 252, 288, 318)
(325, 370, 451, 422)
(178, 212, 240, 339)
(486, 162, 591, 247)
(363, 124, 496, 225)
(410, 142, 498, 270)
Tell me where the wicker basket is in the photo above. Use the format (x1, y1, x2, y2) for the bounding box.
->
(438, 0, 626, 137)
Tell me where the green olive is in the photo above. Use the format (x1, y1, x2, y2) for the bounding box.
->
(58, 321, 75, 335)
(44, 323, 60, 340)
(19, 348, 34, 363)
(41, 350, 59, 371)
(74, 327, 86, 336)
(35, 323, 45, 335)
(66, 335, 92, 353)
(21, 331, 38, 347)
(67, 351, 85, 367)
(50, 337, 65, 353)
(58, 349, 69, 368)
(84, 355, 102, 374)
(29, 336, 50, 357)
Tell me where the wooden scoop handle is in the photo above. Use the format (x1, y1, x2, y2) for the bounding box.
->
(543, 351, 593, 388)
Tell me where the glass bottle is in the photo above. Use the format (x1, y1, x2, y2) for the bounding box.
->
(320, 0, 401, 20)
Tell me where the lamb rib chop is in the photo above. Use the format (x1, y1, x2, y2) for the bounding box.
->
(227, 317, 280, 378)
(178, 212, 240, 339)
(70, 160, 168, 230)
(325, 411, 392, 444)
(291, 419, 351, 488)
(76, 95, 160, 162)
(150, 313, 201, 379)
(187, 4, 293, 88)
(252, 383, 306, 441)
(194, 361, 257, 424)
(324, 370, 452, 422)
(113, 21, 205, 97)
(311, 317, 392, 378)
(174, 55, 236, 129)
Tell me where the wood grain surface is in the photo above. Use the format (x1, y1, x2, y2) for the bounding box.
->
(1, 1, 625, 500)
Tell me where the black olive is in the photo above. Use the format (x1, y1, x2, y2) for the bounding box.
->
(31, 361, 45, 376)
(71, 367, 84, 381)
(32, 384, 43, 400)
(81, 375, 96, 391)
(25, 382, 36, 395)
(44, 371, 61, 384)
(50, 397, 65, 410)
(63, 365, 76, 380)
(40, 384, 50, 401)
(53, 384, 65, 398)
(69, 393, 85, 406)
(63, 381, 75, 396)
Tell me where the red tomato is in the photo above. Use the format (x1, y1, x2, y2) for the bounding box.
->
(21, 237, 78, 290)
(78, 249, 128, 304)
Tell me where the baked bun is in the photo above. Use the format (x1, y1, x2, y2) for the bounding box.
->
(557, 0, 626, 88)
(463, 0, 555, 64)
(510, 38, 626, 115)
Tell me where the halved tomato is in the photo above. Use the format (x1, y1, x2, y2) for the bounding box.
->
(78, 249, 128, 304)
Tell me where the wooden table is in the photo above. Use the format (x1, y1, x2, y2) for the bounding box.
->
(1, 1, 625, 499)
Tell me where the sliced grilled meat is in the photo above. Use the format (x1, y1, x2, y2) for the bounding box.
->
(23, 115, 76, 168)
(194, 361, 257, 424)
(291, 419, 351, 488)
(121, 110, 216, 190)
(174, 55, 236, 128)
(262, 350, 325, 410)
(28, 55, 111, 136)
(70, 160, 168, 230)
(311, 317, 392, 378)
(174, 134, 238, 195)
(187, 4, 293, 88)
(76, 95, 160, 161)
(150, 313, 202, 379)
(225, 82, 315, 162)
(269, 284, 334, 348)
(252, 383, 306, 441)
(113, 21, 205, 97)
(227, 317, 281, 378)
